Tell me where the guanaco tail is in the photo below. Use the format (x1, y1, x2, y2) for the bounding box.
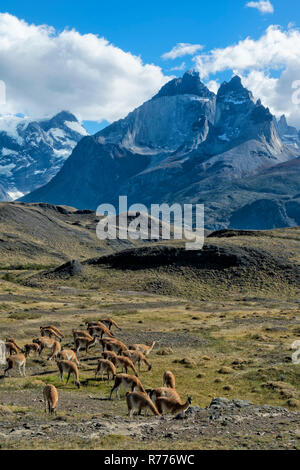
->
(126, 391, 161, 417)
(109, 374, 145, 400)
(4, 354, 26, 377)
(43, 385, 58, 414)
(56, 360, 80, 388)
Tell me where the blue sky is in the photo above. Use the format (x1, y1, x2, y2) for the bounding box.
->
(1, 0, 300, 132)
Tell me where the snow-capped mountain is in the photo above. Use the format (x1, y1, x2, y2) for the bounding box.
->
(0, 111, 88, 200)
(21, 72, 300, 230)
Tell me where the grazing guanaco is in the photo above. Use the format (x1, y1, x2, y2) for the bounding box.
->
(129, 341, 156, 357)
(56, 360, 80, 388)
(5, 342, 19, 356)
(4, 354, 26, 377)
(72, 330, 93, 341)
(47, 341, 62, 361)
(33, 337, 60, 358)
(115, 356, 139, 376)
(126, 392, 161, 417)
(24, 342, 40, 357)
(110, 374, 145, 400)
(99, 318, 122, 332)
(43, 385, 58, 414)
(95, 359, 116, 382)
(5, 338, 23, 352)
(41, 325, 63, 337)
(123, 350, 152, 372)
(102, 350, 118, 364)
(87, 324, 114, 339)
(100, 338, 128, 354)
(75, 336, 97, 354)
(57, 349, 80, 366)
(40, 327, 62, 342)
(147, 387, 181, 414)
(157, 395, 192, 415)
(163, 371, 176, 389)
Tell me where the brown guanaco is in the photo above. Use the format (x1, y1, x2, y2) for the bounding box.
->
(123, 350, 152, 372)
(4, 354, 26, 377)
(95, 359, 116, 382)
(5, 342, 19, 356)
(56, 360, 80, 388)
(129, 341, 156, 356)
(57, 349, 80, 365)
(115, 356, 139, 376)
(87, 324, 114, 339)
(43, 385, 58, 414)
(24, 342, 40, 357)
(163, 371, 176, 389)
(102, 350, 118, 364)
(109, 374, 145, 400)
(99, 318, 122, 332)
(75, 336, 97, 354)
(147, 387, 181, 414)
(33, 337, 61, 360)
(72, 330, 93, 341)
(126, 391, 161, 417)
(100, 338, 128, 354)
(157, 395, 192, 415)
(40, 326, 63, 342)
(5, 338, 23, 352)
(41, 325, 63, 338)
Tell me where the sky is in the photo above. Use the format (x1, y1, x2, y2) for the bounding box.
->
(0, 0, 300, 133)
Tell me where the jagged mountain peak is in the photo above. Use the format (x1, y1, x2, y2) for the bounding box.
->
(217, 75, 254, 104)
(153, 70, 215, 100)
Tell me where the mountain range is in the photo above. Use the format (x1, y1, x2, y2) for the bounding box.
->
(21, 71, 300, 230)
(0, 111, 88, 200)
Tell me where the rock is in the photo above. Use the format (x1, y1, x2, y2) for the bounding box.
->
(218, 366, 233, 375)
(50, 260, 83, 278)
(156, 347, 174, 356)
(287, 399, 300, 408)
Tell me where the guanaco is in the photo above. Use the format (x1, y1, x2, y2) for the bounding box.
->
(43, 385, 58, 414)
(75, 336, 97, 354)
(87, 324, 114, 339)
(95, 359, 116, 381)
(147, 387, 181, 414)
(47, 341, 62, 361)
(123, 350, 152, 372)
(40, 327, 62, 342)
(5, 338, 23, 352)
(41, 325, 63, 337)
(57, 349, 80, 365)
(99, 318, 122, 332)
(163, 371, 176, 389)
(33, 337, 60, 358)
(157, 395, 192, 415)
(56, 360, 80, 388)
(126, 391, 161, 417)
(115, 356, 138, 376)
(100, 338, 128, 354)
(5, 342, 19, 356)
(102, 350, 118, 364)
(72, 330, 93, 341)
(24, 342, 40, 357)
(4, 354, 26, 377)
(110, 374, 145, 400)
(129, 341, 156, 356)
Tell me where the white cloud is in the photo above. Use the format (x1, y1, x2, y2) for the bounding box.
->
(246, 1, 274, 14)
(206, 80, 220, 94)
(162, 43, 204, 60)
(0, 13, 170, 122)
(170, 62, 186, 72)
(193, 25, 300, 127)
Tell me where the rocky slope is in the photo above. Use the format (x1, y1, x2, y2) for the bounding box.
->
(21, 72, 300, 230)
(0, 111, 88, 200)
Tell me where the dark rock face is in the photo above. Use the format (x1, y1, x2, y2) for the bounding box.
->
(0, 111, 87, 201)
(51, 260, 83, 277)
(21, 73, 300, 230)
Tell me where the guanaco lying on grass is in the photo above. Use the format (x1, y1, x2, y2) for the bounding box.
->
(5, 342, 19, 356)
(102, 350, 118, 364)
(157, 395, 192, 415)
(95, 359, 116, 381)
(43, 385, 58, 414)
(5, 338, 23, 352)
(4, 354, 26, 377)
(129, 341, 156, 356)
(56, 360, 80, 388)
(109, 374, 145, 400)
(75, 336, 97, 354)
(147, 387, 181, 414)
(163, 371, 176, 389)
(99, 318, 122, 332)
(123, 350, 152, 372)
(115, 356, 139, 376)
(87, 324, 114, 339)
(24, 342, 40, 357)
(40, 327, 62, 342)
(126, 391, 161, 417)
(57, 349, 80, 365)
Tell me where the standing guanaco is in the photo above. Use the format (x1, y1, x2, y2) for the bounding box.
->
(47, 341, 61, 361)
(102, 350, 118, 364)
(5, 342, 19, 356)
(57, 349, 80, 365)
(156, 395, 192, 415)
(100, 338, 128, 355)
(109, 374, 145, 400)
(147, 387, 181, 414)
(95, 359, 116, 382)
(24, 342, 40, 357)
(56, 360, 80, 388)
(4, 354, 26, 377)
(75, 336, 97, 354)
(72, 330, 93, 342)
(5, 338, 23, 352)
(126, 391, 161, 417)
(87, 324, 114, 339)
(43, 385, 58, 414)
(163, 371, 176, 389)
(41, 325, 64, 337)
(33, 337, 61, 360)
(99, 318, 122, 332)
(115, 356, 139, 376)
(129, 341, 156, 356)
(123, 350, 152, 372)
(40, 327, 63, 342)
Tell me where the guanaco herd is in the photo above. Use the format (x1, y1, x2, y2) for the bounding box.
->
(2, 318, 192, 418)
